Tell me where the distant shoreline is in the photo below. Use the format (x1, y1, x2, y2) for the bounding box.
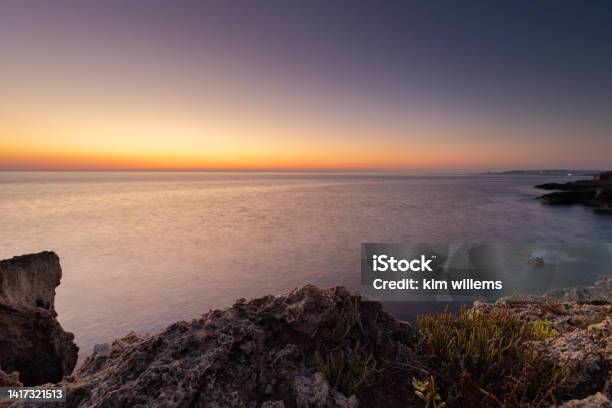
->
(478, 170, 603, 176)
(0, 169, 605, 177)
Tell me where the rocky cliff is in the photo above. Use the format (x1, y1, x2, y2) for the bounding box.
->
(0, 252, 78, 386)
(1, 252, 611, 407)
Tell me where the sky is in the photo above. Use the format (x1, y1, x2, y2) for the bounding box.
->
(1, 0, 611, 172)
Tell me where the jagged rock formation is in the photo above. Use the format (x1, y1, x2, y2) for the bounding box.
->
(59, 285, 415, 408)
(0, 252, 78, 386)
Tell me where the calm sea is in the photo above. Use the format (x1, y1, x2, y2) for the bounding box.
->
(1, 172, 611, 360)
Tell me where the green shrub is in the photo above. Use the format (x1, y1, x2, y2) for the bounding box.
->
(417, 306, 567, 407)
(533, 319, 559, 340)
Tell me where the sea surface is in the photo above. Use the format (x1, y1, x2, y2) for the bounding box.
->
(1, 172, 612, 361)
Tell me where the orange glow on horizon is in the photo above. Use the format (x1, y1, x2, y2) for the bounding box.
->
(1, 84, 587, 172)
(0, 140, 530, 172)
(0, 147, 441, 172)
(1, 102, 517, 172)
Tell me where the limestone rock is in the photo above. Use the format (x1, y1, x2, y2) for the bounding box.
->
(545, 277, 612, 303)
(0, 251, 61, 312)
(560, 392, 612, 408)
(0, 252, 78, 385)
(473, 295, 611, 400)
(59, 285, 415, 407)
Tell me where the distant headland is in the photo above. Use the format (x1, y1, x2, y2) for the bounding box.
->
(535, 171, 612, 212)
(480, 170, 603, 176)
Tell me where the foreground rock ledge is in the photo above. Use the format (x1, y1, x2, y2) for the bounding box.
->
(55, 285, 612, 407)
(0, 252, 78, 386)
(58, 286, 611, 407)
(59, 285, 415, 408)
(2, 252, 610, 407)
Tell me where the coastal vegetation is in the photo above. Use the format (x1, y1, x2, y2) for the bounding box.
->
(567, 312, 607, 329)
(416, 307, 568, 407)
(533, 319, 560, 340)
(314, 341, 380, 397)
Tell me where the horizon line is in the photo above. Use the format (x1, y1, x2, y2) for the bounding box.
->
(0, 168, 605, 174)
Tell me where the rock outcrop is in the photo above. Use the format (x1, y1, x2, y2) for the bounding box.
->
(56, 281, 610, 407)
(59, 285, 416, 408)
(545, 276, 612, 303)
(560, 393, 612, 408)
(473, 278, 612, 404)
(0, 252, 78, 386)
(535, 173, 612, 211)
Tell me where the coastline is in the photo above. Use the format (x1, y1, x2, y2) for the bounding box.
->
(535, 172, 612, 212)
(1, 252, 611, 407)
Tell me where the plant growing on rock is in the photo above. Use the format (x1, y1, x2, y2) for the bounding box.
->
(416, 306, 568, 407)
(315, 340, 384, 396)
(313, 297, 392, 397)
(327, 297, 361, 342)
(412, 375, 446, 408)
(567, 312, 607, 329)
